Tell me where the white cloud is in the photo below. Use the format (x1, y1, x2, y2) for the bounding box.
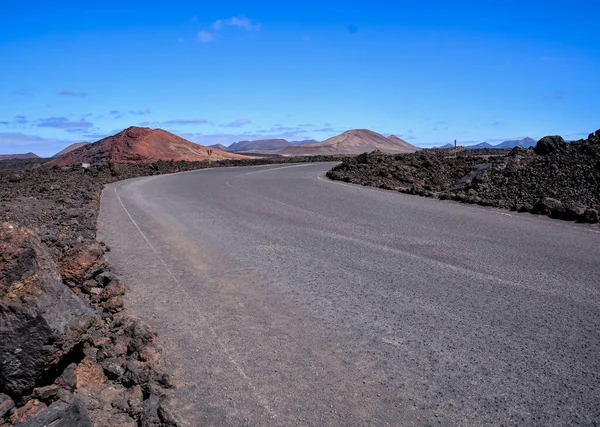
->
(197, 31, 214, 43)
(212, 15, 261, 31)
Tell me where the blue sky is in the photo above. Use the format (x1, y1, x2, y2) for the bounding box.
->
(1, 0, 599, 156)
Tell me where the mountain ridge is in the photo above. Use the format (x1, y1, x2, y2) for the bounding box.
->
(0, 152, 40, 160)
(279, 129, 420, 156)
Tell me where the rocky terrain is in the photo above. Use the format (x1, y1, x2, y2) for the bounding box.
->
(280, 129, 420, 156)
(0, 167, 179, 426)
(0, 158, 50, 172)
(0, 153, 350, 426)
(327, 130, 600, 223)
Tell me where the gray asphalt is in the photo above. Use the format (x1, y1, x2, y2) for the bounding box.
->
(98, 162, 600, 426)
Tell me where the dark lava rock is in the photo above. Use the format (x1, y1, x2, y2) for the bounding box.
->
(327, 150, 484, 194)
(0, 393, 15, 418)
(533, 197, 565, 218)
(534, 135, 566, 155)
(59, 363, 77, 390)
(0, 223, 94, 396)
(101, 358, 126, 379)
(140, 394, 161, 427)
(325, 129, 600, 224)
(31, 384, 60, 401)
(13, 399, 92, 427)
(584, 208, 599, 223)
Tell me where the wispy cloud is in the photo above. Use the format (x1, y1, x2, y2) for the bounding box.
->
(213, 15, 262, 31)
(197, 15, 261, 43)
(37, 117, 93, 129)
(221, 118, 252, 128)
(0, 115, 28, 126)
(138, 119, 210, 127)
(551, 90, 565, 102)
(12, 89, 34, 97)
(129, 109, 152, 115)
(0, 132, 52, 145)
(14, 115, 28, 125)
(0, 132, 72, 156)
(268, 125, 306, 133)
(76, 131, 112, 141)
(58, 90, 87, 98)
(176, 127, 315, 146)
(162, 119, 209, 126)
(197, 31, 214, 43)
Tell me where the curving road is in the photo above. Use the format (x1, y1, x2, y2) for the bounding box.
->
(98, 162, 600, 426)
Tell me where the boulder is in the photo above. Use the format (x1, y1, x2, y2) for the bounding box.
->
(13, 399, 92, 427)
(0, 393, 15, 419)
(0, 223, 94, 396)
(532, 197, 563, 217)
(59, 243, 105, 287)
(534, 135, 566, 155)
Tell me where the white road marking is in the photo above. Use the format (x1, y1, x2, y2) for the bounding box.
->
(113, 186, 278, 419)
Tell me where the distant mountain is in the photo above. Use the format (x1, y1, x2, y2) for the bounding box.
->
(53, 142, 91, 157)
(208, 143, 229, 151)
(465, 142, 495, 150)
(0, 152, 40, 160)
(46, 127, 247, 166)
(434, 143, 455, 149)
(228, 138, 291, 152)
(279, 129, 420, 156)
(464, 137, 537, 150)
(290, 139, 318, 146)
(494, 137, 537, 148)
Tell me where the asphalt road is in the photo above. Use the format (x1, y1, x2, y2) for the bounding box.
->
(98, 162, 600, 426)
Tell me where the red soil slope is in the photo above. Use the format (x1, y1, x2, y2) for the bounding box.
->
(279, 129, 420, 156)
(46, 127, 247, 166)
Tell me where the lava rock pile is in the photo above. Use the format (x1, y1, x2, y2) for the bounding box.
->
(327, 130, 600, 223)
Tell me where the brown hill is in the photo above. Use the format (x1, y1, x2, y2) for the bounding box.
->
(228, 138, 291, 152)
(46, 127, 247, 166)
(279, 129, 420, 156)
(0, 152, 40, 160)
(53, 142, 91, 157)
(387, 134, 419, 152)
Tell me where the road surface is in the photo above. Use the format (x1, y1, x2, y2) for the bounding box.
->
(98, 162, 600, 426)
